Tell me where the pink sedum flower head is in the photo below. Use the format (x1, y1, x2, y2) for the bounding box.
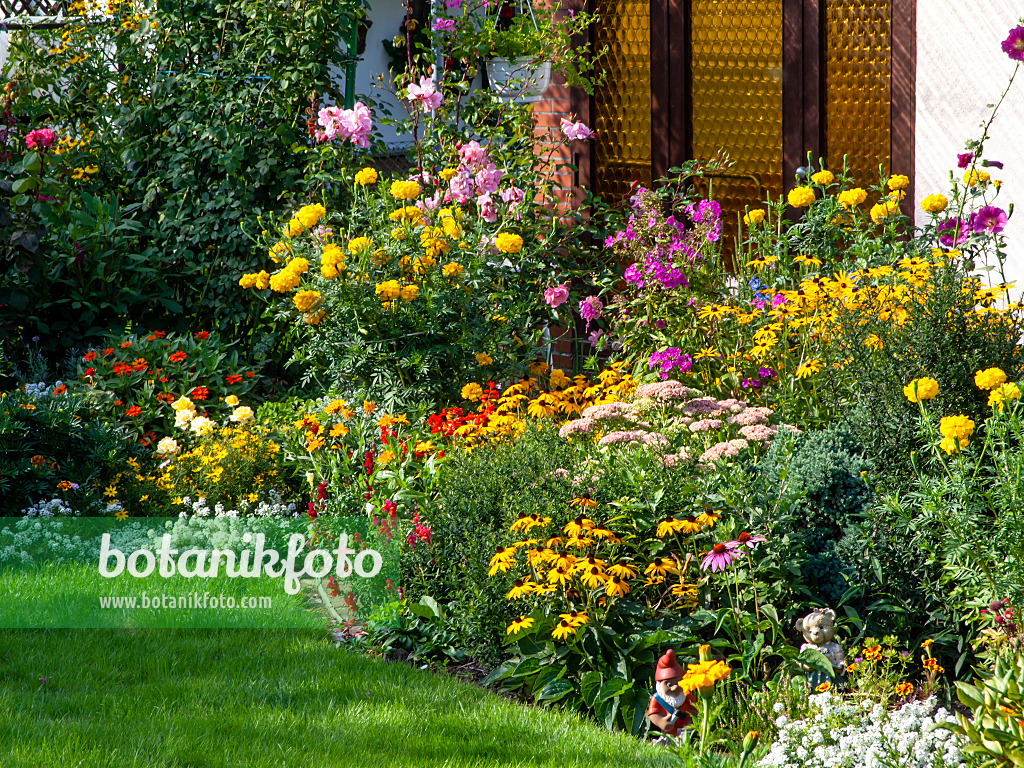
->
(407, 77, 443, 111)
(560, 118, 593, 141)
(25, 128, 56, 150)
(1002, 25, 1024, 62)
(544, 284, 569, 308)
(701, 542, 739, 572)
(969, 205, 1008, 234)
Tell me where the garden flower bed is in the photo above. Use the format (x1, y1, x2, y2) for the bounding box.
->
(2, 5, 1024, 767)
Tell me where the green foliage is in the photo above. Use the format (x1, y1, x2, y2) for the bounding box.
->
(945, 652, 1024, 768)
(0, 387, 141, 515)
(1, 0, 364, 358)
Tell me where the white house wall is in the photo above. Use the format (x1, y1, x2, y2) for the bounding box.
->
(916, 0, 1024, 288)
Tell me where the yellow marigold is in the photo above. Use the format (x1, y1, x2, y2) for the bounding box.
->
(293, 290, 322, 313)
(348, 237, 372, 255)
(390, 179, 421, 200)
(811, 169, 835, 185)
(399, 284, 419, 302)
(920, 194, 949, 214)
(442, 261, 463, 278)
(254, 270, 270, 289)
(939, 414, 975, 440)
(988, 382, 1021, 411)
(475, 353, 493, 366)
(837, 188, 868, 207)
(974, 367, 1007, 390)
(939, 436, 967, 454)
(439, 167, 459, 181)
(354, 167, 378, 186)
(296, 203, 325, 229)
(389, 206, 424, 224)
(963, 169, 991, 186)
(743, 209, 766, 226)
(870, 199, 900, 223)
(903, 377, 939, 402)
(495, 232, 524, 254)
(461, 383, 483, 401)
(269, 241, 291, 262)
(887, 174, 910, 190)
(286, 257, 310, 275)
(238, 273, 259, 289)
(375, 280, 402, 301)
(269, 270, 302, 293)
(787, 186, 816, 208)
(680, 660, 731, 695)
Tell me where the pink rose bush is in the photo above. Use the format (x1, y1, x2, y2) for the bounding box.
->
(25, 128, 56, 150)
(316, 102, 373, 147)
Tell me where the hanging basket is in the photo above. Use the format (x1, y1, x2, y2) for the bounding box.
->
(485, 57, 552, 103)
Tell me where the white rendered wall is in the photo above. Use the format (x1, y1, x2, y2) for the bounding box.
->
(916, 1, 1024, 286)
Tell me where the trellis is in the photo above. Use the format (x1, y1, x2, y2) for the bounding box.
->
(1, 0, 67, 26)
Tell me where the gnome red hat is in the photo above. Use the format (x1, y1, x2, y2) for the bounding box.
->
(655, 649, 685, 681)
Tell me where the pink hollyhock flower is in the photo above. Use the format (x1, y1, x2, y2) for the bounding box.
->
(407, 77, 443, 111)
(726, 532, 767, 550)
(1002, 25, 1024, 62)
(25, 128, 56, 150)
(544, 284, 569, 308)
(560, 118, 593, 141)
(701, 542, 739, 572)
(957, 152, 974, 169)
(474, 164, 502, 195)
(969, 205, 1008, 234)
(476, 192, 498, 223)
(937, 217, 969, 247)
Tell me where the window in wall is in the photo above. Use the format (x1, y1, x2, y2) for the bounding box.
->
(591, 0, 652, 204)
(689, 0, 784, 232)
(824, 0, 892, 185)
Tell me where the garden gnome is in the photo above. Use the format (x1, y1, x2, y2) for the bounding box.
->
(796, 607, 847, 689)
(646, 649, 696, 738)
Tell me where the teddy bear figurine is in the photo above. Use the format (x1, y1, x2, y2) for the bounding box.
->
(796, 607, 847, 688)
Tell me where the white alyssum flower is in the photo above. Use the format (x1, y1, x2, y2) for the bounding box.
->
(758, 693, 965, 768)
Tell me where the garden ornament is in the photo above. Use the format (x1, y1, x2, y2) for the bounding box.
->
(796, 608, 847, 689)
(646, 649, 696, 738)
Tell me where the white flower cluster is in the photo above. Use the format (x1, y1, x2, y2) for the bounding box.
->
(21, 498, 79, 517)
(759, 693, 966, 768)
(175, 491, 298, 520)
(23, 381, 62, 399)
(0, 518, 155, 566)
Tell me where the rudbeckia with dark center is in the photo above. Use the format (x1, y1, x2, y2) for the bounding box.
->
(606, 561, 637, 580)
(506, 578, 537, 600)
(563, 514, 595, 537)
(580, 566, 607, 589)
(696, 510, 722, 528)
(644, 557, 679, 578)
(605, 574, 630, 597)
(506, 616, 535, 635)
(570, 493, 599, 511)
(657, 516, 687, 537)
(559, 611, 589, 627)
(552, 619, 577, 640)
(487, 545, 516, 576)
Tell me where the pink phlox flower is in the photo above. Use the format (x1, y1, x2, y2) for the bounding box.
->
(432, 17, 455, 32)
(578, 295, 604, 327)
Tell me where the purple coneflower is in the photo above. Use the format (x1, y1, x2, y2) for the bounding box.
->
(727, 531, 767, 550)
(969, 205, 1008, 234)
(701, 542, 739, 572)
(1002, 25, 1024, 62)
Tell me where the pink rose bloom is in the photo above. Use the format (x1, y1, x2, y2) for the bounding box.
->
(476, 192, 498, 223)
(474, 164, 502, 195)
(317, 106, 344, 139)
(500, 186, 525, 205)
(544, 284, 569, 308)
(449, 171, 474, 204)
(25, 128, 56, 150)
(560, 118, 593, 141)
(407, 77, 443, 111)
(458, 140, 488, 170)
(340, 102, 373, 148)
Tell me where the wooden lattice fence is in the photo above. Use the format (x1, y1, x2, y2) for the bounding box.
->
(1, 0, 66, 20)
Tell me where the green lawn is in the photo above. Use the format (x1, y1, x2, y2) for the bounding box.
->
(0, 629, 676, 767)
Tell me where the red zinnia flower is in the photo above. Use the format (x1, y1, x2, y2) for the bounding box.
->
(102, 348, 115, 356)
(83, 367, 96, 377)
(194, 331, 210, 340)
(225, 374, 243, 384)
(83, 350, 97, 362)
(245, 371, 255, 378)
(153, 331, 166, 338)
(126, 405, 141, 417)
(146, 335, 156, 341)
(169, 351, 186, 363)
(190, 387, 209, 401)
(119, 341, 132, 349)
(113, 400, 123, 406)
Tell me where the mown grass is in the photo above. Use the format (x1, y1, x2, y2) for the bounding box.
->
(0, 629, 676, 767)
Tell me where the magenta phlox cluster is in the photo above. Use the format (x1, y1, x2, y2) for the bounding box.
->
(648, 347, 693, 379)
